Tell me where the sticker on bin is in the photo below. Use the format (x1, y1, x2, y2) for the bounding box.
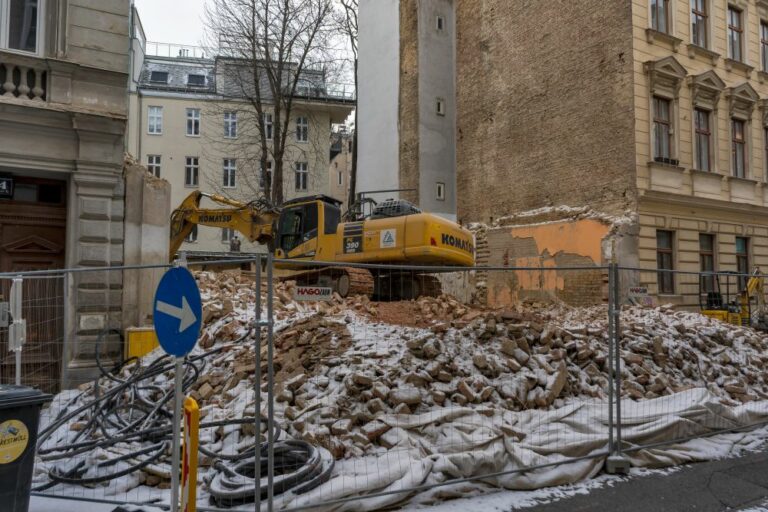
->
(0, 419, 28, 464)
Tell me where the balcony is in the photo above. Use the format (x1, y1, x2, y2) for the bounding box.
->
(0, 52, 47, 102)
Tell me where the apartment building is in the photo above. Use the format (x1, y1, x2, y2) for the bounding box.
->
(361, 0, 768, 306)
(127, 36, 355, 254)
(0, 1, 170, 388)
(328, 127, 354, 207)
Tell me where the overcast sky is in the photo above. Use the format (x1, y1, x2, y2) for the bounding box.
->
(133, 0, 208, 46)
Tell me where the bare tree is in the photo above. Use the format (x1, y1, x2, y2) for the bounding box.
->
(204, 0, 338, 206)
(336, 0, 358, 210)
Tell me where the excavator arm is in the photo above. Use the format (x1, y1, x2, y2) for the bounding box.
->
(169, 191, 280, 260)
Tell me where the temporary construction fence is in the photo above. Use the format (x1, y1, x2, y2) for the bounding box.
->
(1, 258, 767, 511)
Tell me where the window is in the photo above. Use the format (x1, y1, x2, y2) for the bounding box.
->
(221, 228, 234, 243)
(260, 160, 273, 189)
(436, 98, 446, 116)
(224, 112, 237, 138)
(436, 182, 446, 201)
(700, 233, 716, 293)
(732, 118, 746, 178)
(187, 74, 205, 86)
(653, 96, 672, 162)
(2, 0, 43, 54)
(186, 108, 200, 136)
(296, 116, 309, 142)
(149, 71, 169, 83)
(223, 159, 236, 188)
(762, 22, 768, 71)
(185, 226, 198, 243)
(185, 157, 199, 187)
(348, 140, 353, 152)
(148, 106, 163, 134)
(692, 0, 708, 48)
(694, 109, 711, 171)
(657, 230, 675, 294)
(736, 236, 750, 289)
(436, 15, 445, 31)
(337, 170, 343, 186)
(295, 162, 308, 191)
(651, 0, 670, 34)
(263, 113, 273, 140)
(728, 6, 743, 62)
(147, 155, 161, 178)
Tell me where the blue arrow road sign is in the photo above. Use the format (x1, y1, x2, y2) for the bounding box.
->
(153, 267, 202, 357)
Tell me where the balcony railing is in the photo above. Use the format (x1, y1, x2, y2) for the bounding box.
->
(0, 53, 47, 101)
(145, 41, 213, 60)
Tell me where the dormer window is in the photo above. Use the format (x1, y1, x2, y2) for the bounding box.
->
(150, 71, 169, 83)
(187, 74, 206, 86)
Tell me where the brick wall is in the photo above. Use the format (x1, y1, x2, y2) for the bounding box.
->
(454, 0, 638, 224)
(399, 0, 420, 205)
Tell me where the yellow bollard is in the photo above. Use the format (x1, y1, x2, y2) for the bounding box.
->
(181, 397, 199, 512)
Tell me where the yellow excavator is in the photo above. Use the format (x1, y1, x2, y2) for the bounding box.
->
(699, 268, 767, 330)
(169, 191, 476, 299)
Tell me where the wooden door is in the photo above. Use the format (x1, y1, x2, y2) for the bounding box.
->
(0, 177, 67, 392)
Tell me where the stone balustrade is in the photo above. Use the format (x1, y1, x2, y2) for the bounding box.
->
(0, 52, 47, 101)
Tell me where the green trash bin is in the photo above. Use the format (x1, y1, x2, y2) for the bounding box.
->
(0, 385, 52, 512)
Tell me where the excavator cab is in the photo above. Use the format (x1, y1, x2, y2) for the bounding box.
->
(699, 271, 747, 326)
(274, 196, 342, 261)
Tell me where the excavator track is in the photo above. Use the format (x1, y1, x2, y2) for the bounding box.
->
(280, 266, 374, 298)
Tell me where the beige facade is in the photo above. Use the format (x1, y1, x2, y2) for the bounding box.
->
(328, 129, 354, 206)
(634, 0, 768, 302)
(127, 52, 354, 254)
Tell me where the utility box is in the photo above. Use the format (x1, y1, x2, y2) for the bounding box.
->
(125, 327, 159, 360)
(0, 385, 52, 512)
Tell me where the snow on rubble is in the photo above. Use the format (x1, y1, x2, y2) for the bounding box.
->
(33, 271, 768, 510)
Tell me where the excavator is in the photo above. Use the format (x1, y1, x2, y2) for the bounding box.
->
(169, 191, 476, 299)
(699, 268, 767, 330)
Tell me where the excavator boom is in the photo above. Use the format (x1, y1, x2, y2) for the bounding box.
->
(169, 191, 279, 259)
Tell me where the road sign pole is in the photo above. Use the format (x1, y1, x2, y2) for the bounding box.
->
(171, 356, 183, 512)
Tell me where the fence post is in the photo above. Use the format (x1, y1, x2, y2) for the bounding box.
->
(607, 265, 614, 455)
(266, 253, 275, 512)
(606, 263, 630, 474)
(9, 276, 25, 386)
(254, 255, 263, 512)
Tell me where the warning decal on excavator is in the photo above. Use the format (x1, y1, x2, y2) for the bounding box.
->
(380, 229, 396, 249)
(343, 223, 363, 254)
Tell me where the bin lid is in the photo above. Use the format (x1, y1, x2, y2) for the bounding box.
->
(0, 385, 52, 409)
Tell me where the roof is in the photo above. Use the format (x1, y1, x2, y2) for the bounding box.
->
(283, 195, 343, 208)
(139, 57, 217, 94)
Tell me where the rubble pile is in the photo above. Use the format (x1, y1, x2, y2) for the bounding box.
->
(191, 272, 768, 460)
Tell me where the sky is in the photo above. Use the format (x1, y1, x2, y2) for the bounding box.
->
(133, 0, 208, 47)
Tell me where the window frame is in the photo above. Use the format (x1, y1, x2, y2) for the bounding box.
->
(185, 225, 198, 243)
(699, 233, 716, 293)
(691, 0, 709, 48)
(651, 0, 671, 34)
(337, 169, 343, 186)
(731, 117, 747, 178)
(186, 73, 206, 86)
(436, 182, 446, 201)
(728, 5, 744, 62)
(147, 106, 163, 135)
(652, 96, 674, 163)
(694, 108, 712, 171)
(184, 156, 199, 187)
(436, 98, 446, 116)
(295, 162, 308, 192)
(296, 116, 309, 143)
(186, 108, 201, 137)
(221, 227, 234, 243)
(262, 113, 273, 140)
(656, 230, 675, 294)
(436, 15, 445, 31)
(736, 236, 750, 289)
(762, 21, 768, 72)
(260, 160, 273, 189)
(223, 158, 236, 188)
(147, 155, 161, 178)
(0, 0, 47, 56)
(224, 111, 238, 139)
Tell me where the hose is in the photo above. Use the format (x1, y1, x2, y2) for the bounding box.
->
(34, 327, 334, 506)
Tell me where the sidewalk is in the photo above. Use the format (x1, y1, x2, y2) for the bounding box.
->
(525, 449, 768, 512)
